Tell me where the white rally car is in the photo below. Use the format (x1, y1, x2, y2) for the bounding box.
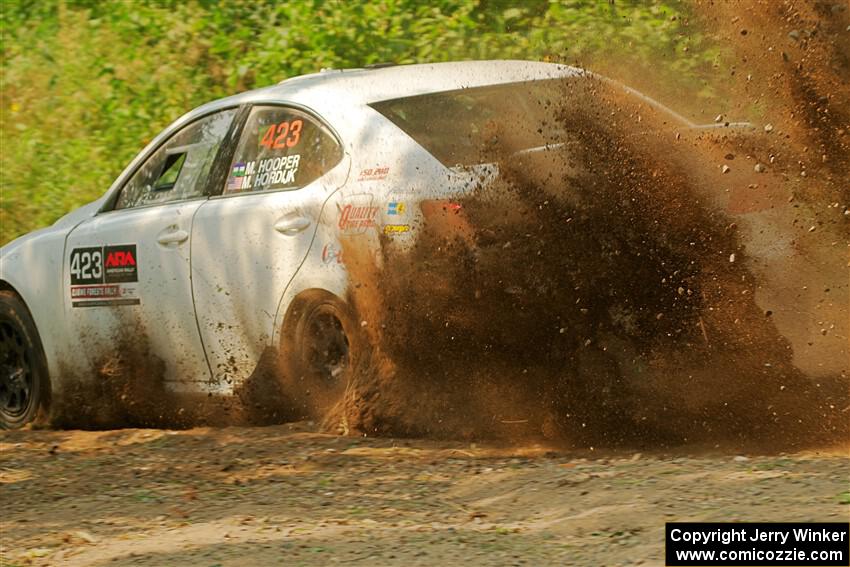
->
(2, 60, 727, 429)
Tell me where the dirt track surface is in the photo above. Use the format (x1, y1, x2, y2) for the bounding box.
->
(1, 424, 848, 566)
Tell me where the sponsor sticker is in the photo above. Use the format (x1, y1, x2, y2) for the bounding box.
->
(357, 166, 390, 182)
(383, 224, 411, 235)
(387, 201, 406, 215)
(321, 243, 343, 264)
(338, 195, 380, 235)
(70, 244, 139, 307)
(104, 245, 138, 283)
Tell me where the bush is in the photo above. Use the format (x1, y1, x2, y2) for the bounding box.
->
(0, 0, 723, 243)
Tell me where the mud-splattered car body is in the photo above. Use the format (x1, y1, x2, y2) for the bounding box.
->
(3, 60, 845, 432)
(0, 61, 594, 425)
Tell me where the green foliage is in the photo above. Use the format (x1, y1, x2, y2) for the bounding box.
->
(0, 0, 725, 243)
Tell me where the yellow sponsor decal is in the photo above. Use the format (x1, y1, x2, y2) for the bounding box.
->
(383, 224, 411, 235)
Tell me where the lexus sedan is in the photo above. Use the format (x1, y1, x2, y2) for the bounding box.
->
(1, 60, 724, 429)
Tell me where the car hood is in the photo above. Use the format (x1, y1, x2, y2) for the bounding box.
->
(1, 198, 103, 256)
(51, 198, 104, 231)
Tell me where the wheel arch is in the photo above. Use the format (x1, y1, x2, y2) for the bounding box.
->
(0, 279, 54, 414)
(0, 279, 46, 352)
(271, 239, 352, 347)
(0, 279, 20, 295)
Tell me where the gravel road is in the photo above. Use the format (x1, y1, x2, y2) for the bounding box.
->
(1, 424, 847, 566)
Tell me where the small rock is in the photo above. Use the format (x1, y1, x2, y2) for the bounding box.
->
(754, 163, 767, 173)
(729, 253, 736, 263)
(788, 29, 800, 40)
(71, 530, 98, 544)
(721, 164, 731, 174)
(764, 123, 774, 133)
(733, 455, 749, 463)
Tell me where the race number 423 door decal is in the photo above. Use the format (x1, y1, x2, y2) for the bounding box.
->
(69, 244, 140, 307)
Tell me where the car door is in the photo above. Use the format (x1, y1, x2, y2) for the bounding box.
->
(63, 108, 238, 387)
(191, 104, 349, 386)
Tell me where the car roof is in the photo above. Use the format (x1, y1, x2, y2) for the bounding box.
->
(272, 60, 582, 105)
(194, 60, 583, 120)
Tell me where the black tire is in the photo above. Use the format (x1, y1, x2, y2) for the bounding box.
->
(0, 290, 49, 429)
(281, 293, 361, 421)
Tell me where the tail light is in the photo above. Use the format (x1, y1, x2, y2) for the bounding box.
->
(419, 199, 476, 246)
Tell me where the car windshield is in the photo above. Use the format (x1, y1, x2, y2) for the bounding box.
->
(371, 79, 568, 167)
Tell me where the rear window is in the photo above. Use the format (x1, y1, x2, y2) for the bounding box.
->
(370, 79, 567, 167)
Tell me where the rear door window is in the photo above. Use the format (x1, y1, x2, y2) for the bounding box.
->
(223, 106, 342, 194)
(115, 109, 237, 209)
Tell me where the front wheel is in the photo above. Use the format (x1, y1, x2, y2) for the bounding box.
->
(0, 291, 49, 429)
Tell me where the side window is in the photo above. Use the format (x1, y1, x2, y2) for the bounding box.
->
(224, 106, 342, 194)
(115, 109, 237, 210)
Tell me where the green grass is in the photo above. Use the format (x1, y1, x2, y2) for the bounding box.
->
(1, 0, 728, 244)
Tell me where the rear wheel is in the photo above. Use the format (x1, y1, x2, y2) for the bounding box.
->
(282, 294, 360, 421)
(0, 291, 48, 429)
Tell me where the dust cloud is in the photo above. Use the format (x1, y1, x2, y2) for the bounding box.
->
(50, 2, 847, 453)
(336, 63, 847, 452)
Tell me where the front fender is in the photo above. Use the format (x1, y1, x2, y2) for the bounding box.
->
(0, 226, 71, 403)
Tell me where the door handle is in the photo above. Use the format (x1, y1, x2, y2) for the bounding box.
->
(157, 229, 189, 245)
(274, 217, 311, 235)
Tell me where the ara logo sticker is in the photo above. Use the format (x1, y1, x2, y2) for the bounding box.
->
(104, 245, 138, 283)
